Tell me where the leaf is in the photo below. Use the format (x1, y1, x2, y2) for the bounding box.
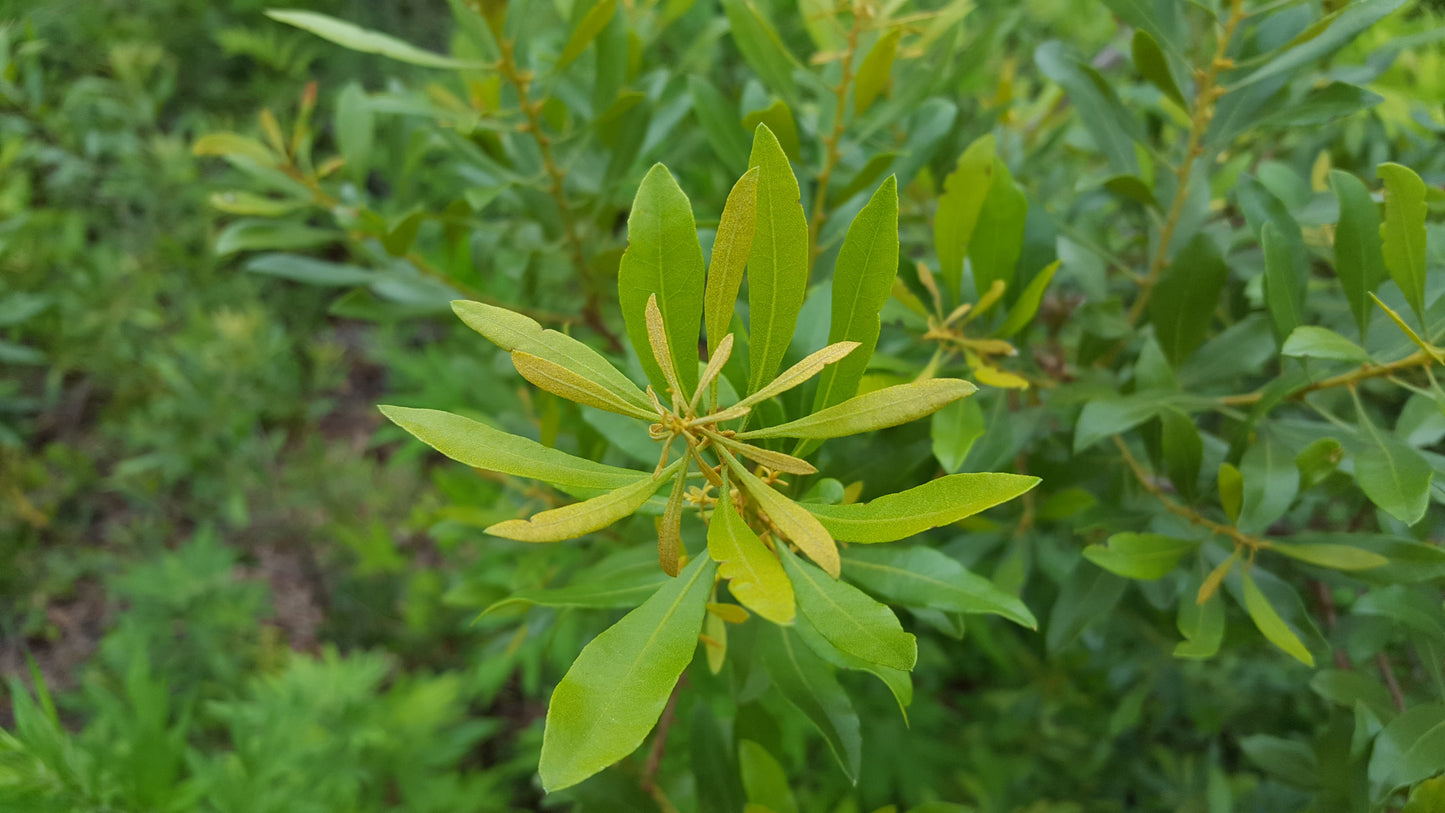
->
(1331, 170, 1391, 339)
(746, 124, 810, 394)
(244, 253, 373, 286)
(759, 627, 863, 781)
(1230, 0, 1409, 90)
(705, 168, 761, 355)
(1270, 541, 1389, 572)
(1035, 40, 1143, 174)
(811, 177, 900, 415)
(266, 10, 485, 69)
(778, 546, 917, 671)
(335, 83, 374, 177)
(1262, 222, 1305, 344)
(378, 406, 648, 495)
(1310, 669, 1398, 720)
(1263, 81, 1383, 128)
(486, 460, 682, 542)
(1175, 582, 1225, 659)
(1149, 233, 1227, 366)
(807, 473, 1039, 543)
(657, 465, 688, 576)
(1047, 567, 1128, 653)
(539, 554, 717, 791)
(619, 164, 707, 396)
(1296, 437, 1344, 488)
(931, 395, 985, 474)
(1404, 776, 1445, 813)
(557, 0, 617, 70)
(1131, 28, 1184, 107)
(1378, 162, 1430, 328)
(192, 132, 276, 166)
(741, 100, 802, 163)
(1083, 533, 1197, 580)
(967, 158, 1028, 300)
(1281, 326, 1370, 363)
(1160, 407, 1203, 501)
(214, 219, 339, 255)
(791, 610, 912, 718)
(452, 301, 654, 415)
(708, 496, 796, 625)
(688, 77, 751, 171)
(1368, 703, 1445, 801)
(1239, 735, 1319, 789)
(738, 740, 799, 813)
(734, 341, 858, 411)
(1353, 407, 1433, 525)
(833, 151, 897, 205)
(743, 379, 975, 441)
(1238, 434, 1299, 536)
(843, 546, 1036, 629)
(854, 28, 901, 115)
(720, 0, 799, 105)
(933, 134, 995, 299)
(996, 260, 1059, 338)
(511, 351, 656, 420)
(1240, 570, 1315, 667)
(480, 563, 669, 618)
(691, 706, 747, 813)
(1218, 462, 1243, 524)
(722, 449, 839, 576)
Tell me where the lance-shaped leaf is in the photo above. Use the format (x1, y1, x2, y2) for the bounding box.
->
(619, 164, 706, 396)
(843, 546, 1036, 629)
(742, 379, 975, 440)
(1240, 570, 1315, 667)
(806, 472, 1039, 543)
(720, 447, 839, 576)
(1035, 40, 1144, 174)
(1269, 542, 1388, 571)
(1083, 533, 1198, 581)
(1150, 233, 1227, 367)
(379, 406, 649, 495)
(1353, 405, 1433, 526)
(556, 0, 617, 70)
(486, 459, 684, 542)
(968, 159, 1028, 299)
(1378, 163, 1429, 329)
(539, 554, 717, 791)
(934, 135, 995, 299)
(853, 27, 901, 115)
(452, 301, 653, 415)
(778, 545, 917, 671)
(1176, 576, 1225, 660)
(656, 464, 689, 576)
(719, 0, 799, 105)
(996, 259, 1060, 338)
(746, 124, 810, 394)
(1262, 222, 1305, 343)
(811, 176, 900, 418)
(734, 341, 858, 411)
(1330, 170, 1387, 339)
(267, 10, 486, 69)
(704, 168, 760, 355)
(708, 493, 795, 624)
(1368, 703, 1445, 802)
(1132, 28, 1184, 107)
(792, 608, 912, 721)
(480, 553, 669, 618)
(759, 625, 863, 781)
(712, 434, 816, 475)
(511, 351, 656, 420)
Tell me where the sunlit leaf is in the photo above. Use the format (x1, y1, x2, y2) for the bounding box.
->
(807, 473, 1039, 543)
(267, 10, 486, 69)
(1240, 570, 1315, 667)
(722, 448, 839, 576)
(1378, 162, 1429, 328)
(486, 459, 683, 542)
(511, 351, 657, 420)
(742, 379, 975, 440)
(708, 497, 795, 626)
(746, 124, 810, 394)
(778, 546, 917, 671)
(1083, 533, 1197, 580)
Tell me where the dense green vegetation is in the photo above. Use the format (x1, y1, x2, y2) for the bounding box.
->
(2, 0, 1445, 810)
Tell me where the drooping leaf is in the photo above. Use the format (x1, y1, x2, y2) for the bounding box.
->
(1367, 703, 1445, 801)
(742, 379, 975, 440)
(705, 168, 761, 355)
(556, 0, 617, 70)
(759, 625, 863, 781)
(778, 545, 917, 671)
(1084, 533, 1197, 581)
(1281, 326, 1370, 363)
(1131, 28, 1184, 108)
(854, 28, 901, 115)
(378, 406, 649, 496)
(1329, 170, 1388, 340)
(1149, 233, 1227, 367)
(807, 473, 1039, 543)
(811, 177, 900, 416)
(844, 546, 1037, 629)
(1240, 570, 1315, 667)
(267, 10, 485, 69)
(967, 158, 1028, 300)
(721, 448, 839, 576)
(1176, 575, 1225, 660)
(708, 494, 795, 625)
(791, 610, 912, 718)
(1378, 162, 1430, 329)
(933, 134, 995, 299)
(1160, 408, 1203, 501)
(745, 124, 810, 394)
(486, 459, 683, 542)
(539, 554, 717, 791)
(619, 164, 707, 396)
(452, 301, 654, 415)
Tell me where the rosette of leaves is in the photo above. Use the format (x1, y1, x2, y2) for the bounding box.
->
(380, 125, 1039, 792)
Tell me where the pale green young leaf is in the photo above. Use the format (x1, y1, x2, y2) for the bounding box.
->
(734, 340, 858, 411)
(1149, 233, 1227, 366)
(720, 447, 839, 576)
(1378, 162, 1429, 328)
(266, 10, 485, 69)
(934, 135, 995, 299)
(712, 434, 816, 475)
(968, 158, 1028, 300)
(995, 260, 1059, 338)
(720, 0, 799, 105)
(1329, 170, 1388, 339)
(1240, 570, 1315, 667)
(806, 472, 1039, 543)
(810, 177, 900, 420)
(759, 625, 863, 781)
(619, 164, 706, 396)
(931, 395, 985, 473)
(844, 546, 1037, 629)
(1269, 542, 1388, 571)
(378, 406, 648, 496)
(853, 28, 901, 115)
(657, 465, 689, 576)
(746, 124, 810, 393)
(1083, 533, 1197, 581)
(1353, 407, 1433, 525)
(452, 300, 654, 414)
(1218, 462, 1243, 524)
(193, 132, 277, 167)
(1262, 222, 1305, 343)
(778, 545, 917, 671)
(1296, 437, 1344, 488)
(705, 168, 760, 355)
(1131, 28, 1184, 108)
(511, 351, 656, 420)
(742, 379, 975, 440)
(1281, 326, 1370, 363)
(708, 495, 794, 624)
(486, 459, 684, 542)
(556, 0, 617, 70)
(539, 554, 717, 791)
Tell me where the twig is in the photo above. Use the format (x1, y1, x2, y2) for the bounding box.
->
(807, 1, 864, 273)
(1311, 580, 1352, 671)
(1217, 350, 1433, 407)
(1112, 435, 1264, 552)
(1376, 652, 1406, 712)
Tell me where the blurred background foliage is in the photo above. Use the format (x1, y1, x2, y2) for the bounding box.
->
(1, 0, 1444, 810)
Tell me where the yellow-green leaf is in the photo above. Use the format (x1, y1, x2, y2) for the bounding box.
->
(556, 0, 617, 70)
(266, 10, 485, 69)
(721, 448, 839, 576)
(806, 473, 1039, 543)
(933, 135, 995, 299)
(657, 464, 689, 576)
(735, 340, 858, 410)
(1240, 570, 1315, 666)
(853, 28, 901, 115)
(193, 132, 277, 166)
(708, 496, 795, 624)
(1269, 541, 1389, 571)
(1218, 462, 1243, 524)
(705, 168, 760, 356)
(511, 351, 656, 420)
(741, 379, 975, 440)
(1083, 533, 1198, 580)
(778, 545, 916, 671)
(1378, 162, 1429, 328)
(486, 460, 683, 542)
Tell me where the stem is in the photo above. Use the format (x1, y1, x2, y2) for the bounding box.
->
(1217, 350, 1433, 407)
(1125, 0, 1246, 327)
(1376, 652, 1407, 712)
(1113, 435, 1264, 552)
(807, 3, 864, 273)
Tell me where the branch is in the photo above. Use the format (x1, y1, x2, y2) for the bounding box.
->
(1112, 434, 1264, 552)
(1217, 350, 1433, 407)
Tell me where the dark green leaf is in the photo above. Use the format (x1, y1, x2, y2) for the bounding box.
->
(758, 626, 862, 781)
(1160, 408, 1203, 501)
(1035, 40, 1143, 174)
(557, 0, 617, 70)
(844, 546, 1037, 628)
(691, 705, 747, 813)
(1368, 703, 1445, 801)
(1229, 0, 1408, 90)
(931, 396, 985, 473)
(720, 0, 799, 105)
(1353, 408, 1433, 525)
(1149, 232, 1227, 366)
(1047, 567, 1127, 652)
(1084, 533, 1197, 581)
(1132, 28, 1184, 107)
(1238, 433, 1299, 535)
